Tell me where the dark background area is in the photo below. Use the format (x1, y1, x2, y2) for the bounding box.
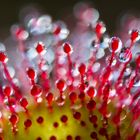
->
(0, 0, 140, 39)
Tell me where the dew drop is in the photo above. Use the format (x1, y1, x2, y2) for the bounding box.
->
(109, 37, 122, 53)
(78, 92, 85, 101)
(53, 24, 61, 35)
(56, 95, 66, 106)
(89, 114, 97, 124)
(96, 48, 105, 59)
(119, 48, 132, 63)
(11, 25, 29, 40)
(124, 67, 132, 76)
(37, 15, 52, 33)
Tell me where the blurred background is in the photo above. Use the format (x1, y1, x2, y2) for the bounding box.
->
(0, 0, 140, 39)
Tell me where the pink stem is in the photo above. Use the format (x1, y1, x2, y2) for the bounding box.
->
(2, 63, 22, 100)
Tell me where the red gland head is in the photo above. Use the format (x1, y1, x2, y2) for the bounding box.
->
(56, 79, 66, 92)
(87, 86, 95, 98)
(130, 30, 140, 42)
(53, 25, 61, 35)
(15, 27, 28, 41)
(30, 84, 42, 97)
(73, 111, 81, 120)
(35, 42, 45, 54)
(26, 67, 36, 80)
(20, 97, 28, 109)
(63, 42, 73, 54)
(9, 114, 19, 126)
(3, 86, 12, 97)
(69, 92, 77, 103)
(109, 37, 122, 53)
(95, 22, 106, 37)
(119, 47, 132, 63)
(78, 63, 86, 75)
(0, 52, 8, 63)
(24, 119, 32, 128)
(46, 92, 54, 105)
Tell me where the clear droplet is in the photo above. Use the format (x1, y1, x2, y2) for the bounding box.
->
(11, 25, 29, 40)
(124, 67, 132, 76)
(74, 3, 99, 24)
(92, 62, 100, 72)
(27, 15, 52, 35)
(0, 43, 6, 51)
(119, 48, 132, 63)
(109, 37, 122, 53)
(96, 48, 105, 59)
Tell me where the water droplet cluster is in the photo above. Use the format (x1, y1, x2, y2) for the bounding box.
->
(0, 2, 140, 140)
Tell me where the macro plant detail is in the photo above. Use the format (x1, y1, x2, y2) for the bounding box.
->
(0, 2, 140, 140)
